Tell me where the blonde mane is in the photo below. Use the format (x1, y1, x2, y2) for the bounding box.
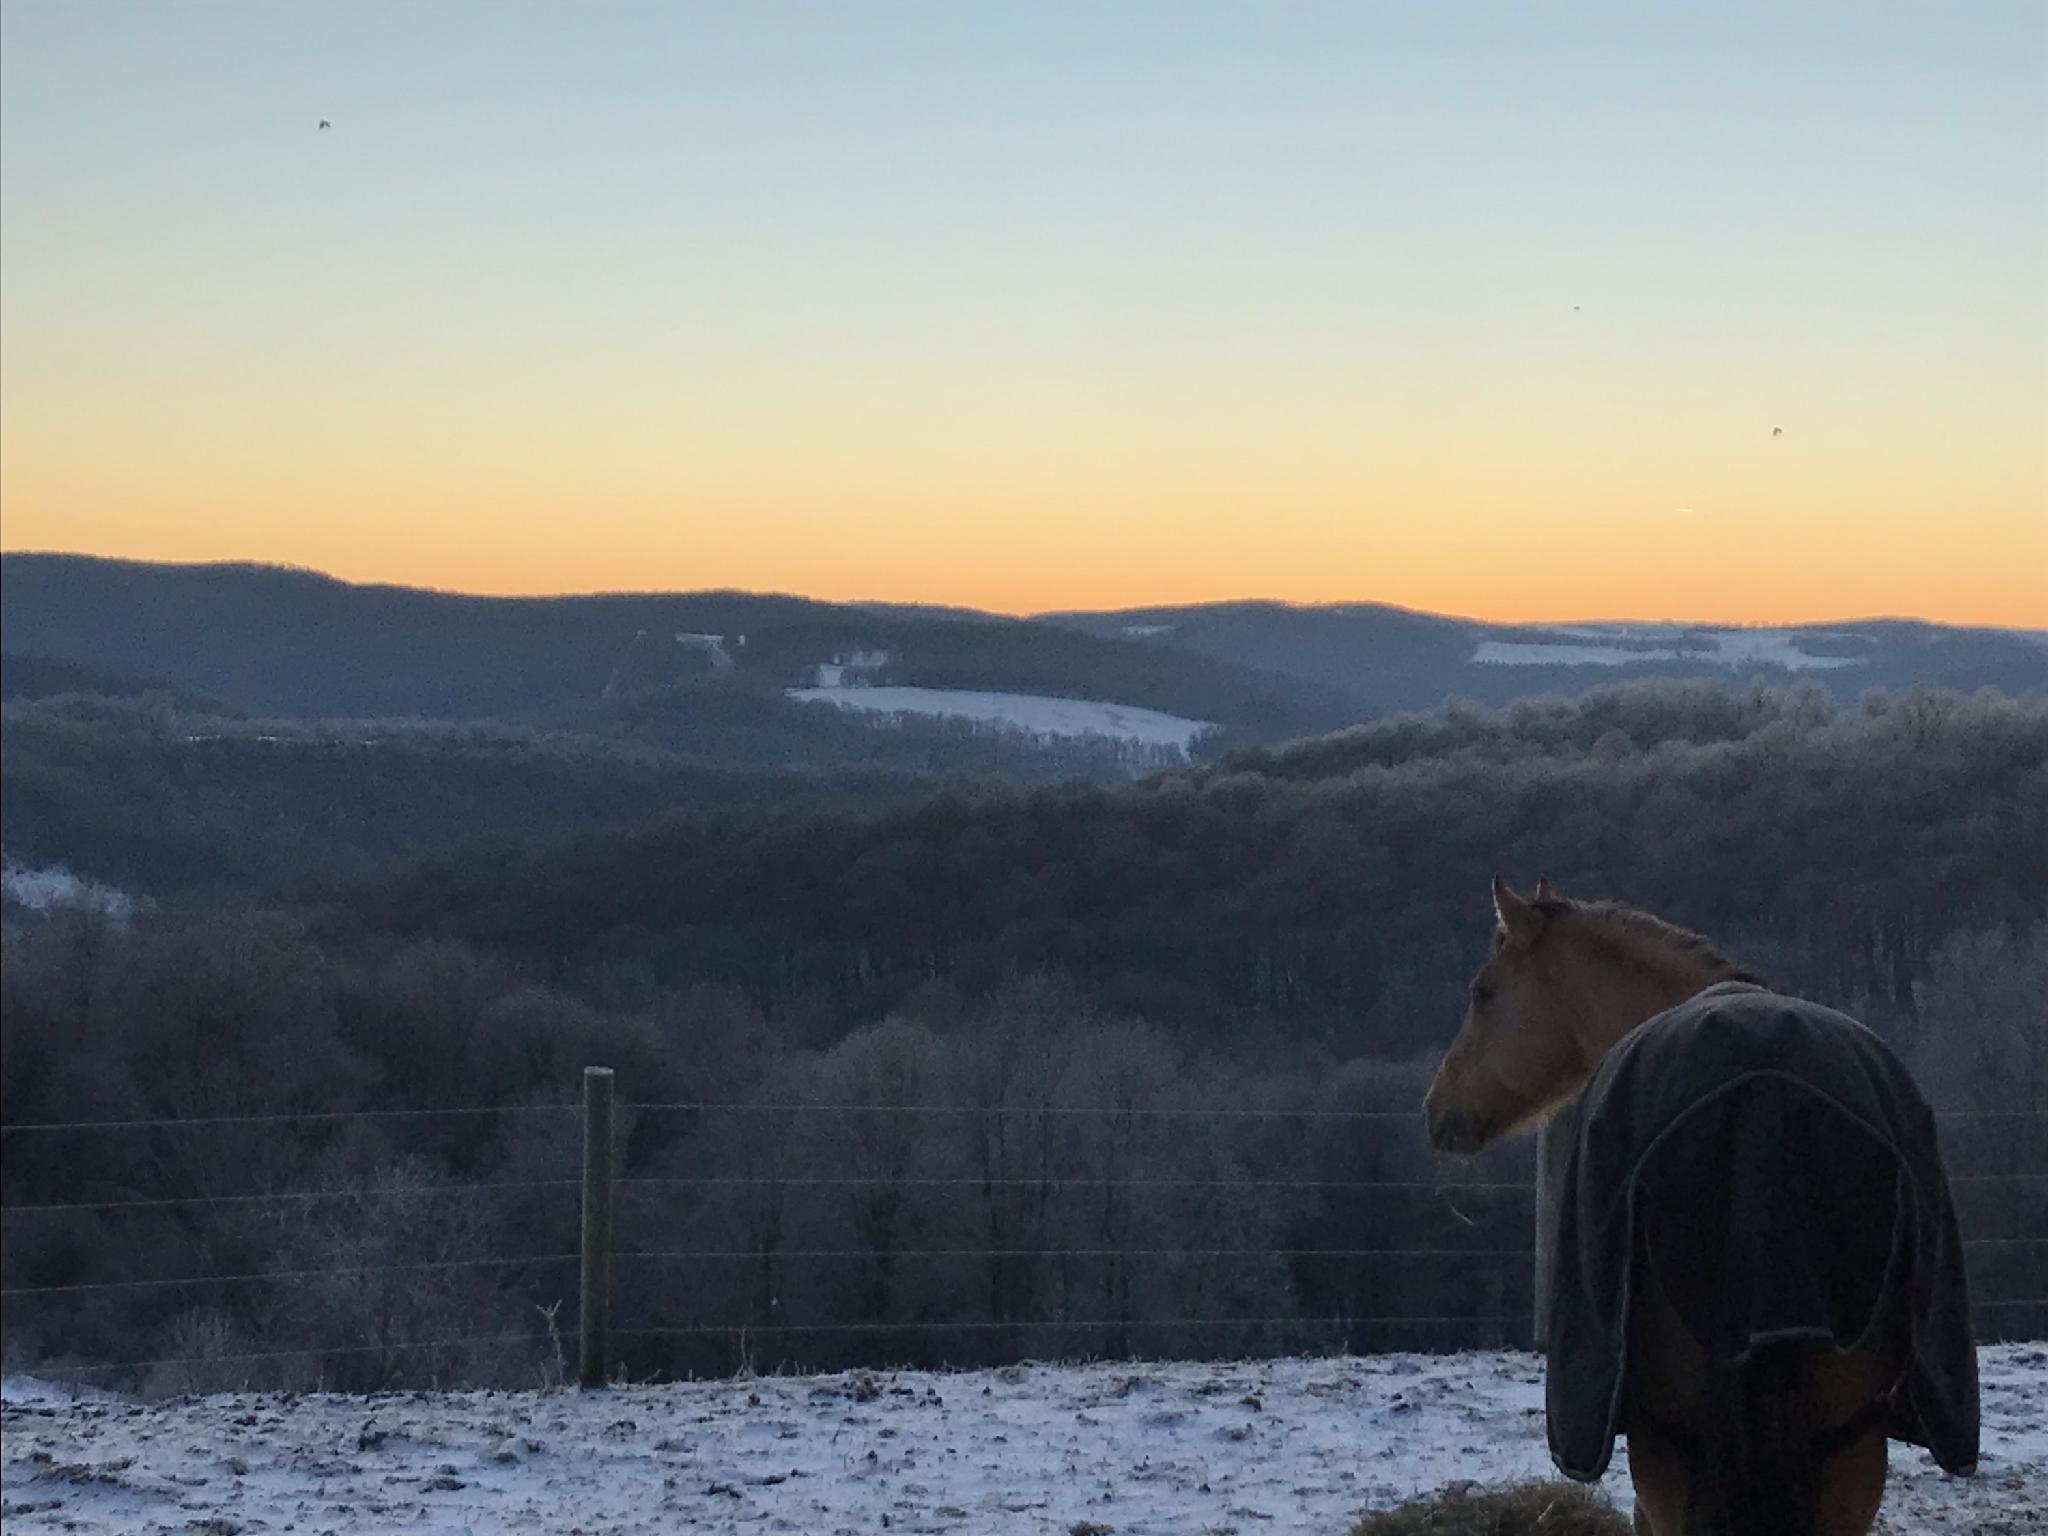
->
(1543, 897, 1761, 988)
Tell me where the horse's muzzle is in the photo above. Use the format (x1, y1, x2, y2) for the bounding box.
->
(1426, 1104, 1486, 1156)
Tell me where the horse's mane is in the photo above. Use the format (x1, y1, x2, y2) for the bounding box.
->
(1524, 897, 1764, 987)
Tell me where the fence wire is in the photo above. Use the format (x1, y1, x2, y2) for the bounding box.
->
(3, 1098, 2042, 1386)
(0, 1179, 581, 1216)
(617, 1315, 1529, 1339)
(1, 1252, 579, 1299)
(50, 1332, 547, 1378)
(5, 1102, 2037, 1134)
(0, 1104, 578, 1135)
(7, 1171, 2045, 1219)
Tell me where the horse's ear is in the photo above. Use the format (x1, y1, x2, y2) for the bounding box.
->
(1492, 874, 1543, 949)
(1535, 875, 1560, 903)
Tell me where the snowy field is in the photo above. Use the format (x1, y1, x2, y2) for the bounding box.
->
(5, 1345, 2043, 1534)
(787, 685, 1215, 753)
(1472, 627, 1866, 671)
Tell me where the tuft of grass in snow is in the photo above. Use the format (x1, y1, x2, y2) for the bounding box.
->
(1351, 1479, 1631, 1535)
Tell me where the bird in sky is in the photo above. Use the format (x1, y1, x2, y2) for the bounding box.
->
(318, 120, 331, 130)
(1772, 426, 1784, 436)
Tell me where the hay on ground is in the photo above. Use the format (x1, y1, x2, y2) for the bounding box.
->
(1349, 1479, 1633, 1536)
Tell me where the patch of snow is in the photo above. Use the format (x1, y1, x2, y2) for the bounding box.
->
(0, 859, 142, 920)
(3, 1345, 2038, 1533)
(808, 649, 894, 688)
(1123, 624, 1176, 638)
(1474, 628, 1864, 672)
(1544, 624, 1687, 642)
(180, 733, 381, 748)
(788, 686, 1215, 753)
(1473, 641, 1676, 668)
(0, 1376, 116, 1408)
(674, 633, 735, 671)
(1705, 630, 1864, 670)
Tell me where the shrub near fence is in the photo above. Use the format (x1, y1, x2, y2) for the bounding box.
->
(1, 1068, 2042, 1393)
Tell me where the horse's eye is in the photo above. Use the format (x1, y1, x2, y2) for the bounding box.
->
(1470, 982, 1495, 1006)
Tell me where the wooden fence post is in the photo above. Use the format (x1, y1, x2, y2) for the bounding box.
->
(580, 1065, 615, 1389)
(1533, 1098, 1577, 1352)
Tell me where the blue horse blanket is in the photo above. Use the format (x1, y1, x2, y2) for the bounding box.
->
(1546, 981, 1979, 1480)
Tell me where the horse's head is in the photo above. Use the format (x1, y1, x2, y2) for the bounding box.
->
(1423, 874, 1588, 1156)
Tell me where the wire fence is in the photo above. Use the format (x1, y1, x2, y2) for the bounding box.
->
(8, 1102, 2044, 1132)
(3, 1088, 2044, 1394)
(5, 1170, 2044, 1216)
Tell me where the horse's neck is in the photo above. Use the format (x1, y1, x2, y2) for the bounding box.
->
(1562, 948, 1733, 1071)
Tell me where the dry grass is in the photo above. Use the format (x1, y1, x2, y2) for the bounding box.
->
(1349, 1479, 1634, 1536)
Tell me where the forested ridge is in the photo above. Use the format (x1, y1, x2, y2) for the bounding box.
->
(342, 682, 2047, 1053)
(2, 689, 1239, 906)
(0, 555, 1354, 744)
(3, 681, 2043, 1391)
(7, 559, 2041, 787)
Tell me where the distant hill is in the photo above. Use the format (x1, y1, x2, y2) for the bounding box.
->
(0, 557, 1359, 899)
(0, 651, 227, 711)
(3, 557, 2041, 785)
(0, 556, 1353, 768)
(1042, 601, 2048, 711)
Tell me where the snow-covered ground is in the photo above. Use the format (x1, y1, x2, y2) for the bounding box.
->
(808, 649, 894, 687)
(788, 685, 1215, 753)
(5, 1345, 2041, 1534)
(674, 633, 737, 671)
(1473, 627, 1866, 672)
(1472, 640, 1678, 668)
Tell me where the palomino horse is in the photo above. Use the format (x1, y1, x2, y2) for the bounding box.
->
(1424, 877, 1977, 1536)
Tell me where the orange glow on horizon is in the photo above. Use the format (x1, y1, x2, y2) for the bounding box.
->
(6, 300, 2040, 628)
(4, 486, 2043, 629)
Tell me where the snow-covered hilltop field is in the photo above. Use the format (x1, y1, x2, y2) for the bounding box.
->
(787, 683, 1216, 755)
(6, 1345, 2043, 1535)
(1472, 625, 1866, 671)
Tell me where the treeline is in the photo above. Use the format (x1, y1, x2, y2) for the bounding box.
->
(3, 914, 2040, 1393)
(0, 693, 1190, 905)
(344, 682, 2048, 1057)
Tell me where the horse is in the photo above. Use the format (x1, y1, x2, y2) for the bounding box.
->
(1422, 877, 1977, 1536)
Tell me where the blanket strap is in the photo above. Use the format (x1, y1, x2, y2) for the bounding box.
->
(1629, 1390, 1891, 1464)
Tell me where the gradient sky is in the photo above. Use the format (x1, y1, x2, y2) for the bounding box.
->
(2, 1, 2043, 623)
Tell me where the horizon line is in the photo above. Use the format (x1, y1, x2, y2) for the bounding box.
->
(4, 548, 2044, 635)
